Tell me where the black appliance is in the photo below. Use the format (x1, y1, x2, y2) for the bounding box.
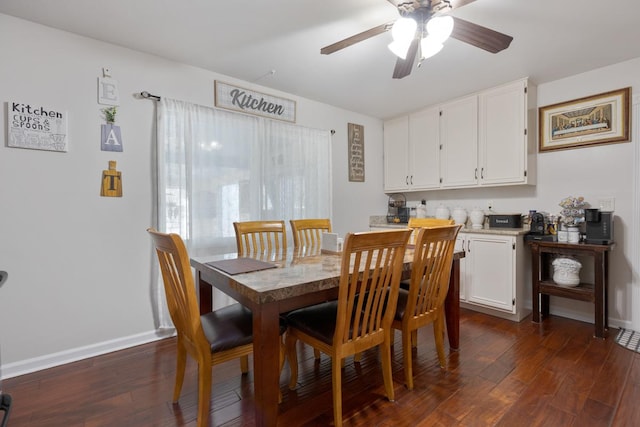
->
(585, 209, 614, 244)
(529, 212, 546, 235)
(386, 193, 409, 224)
(0, 271, 11, 427)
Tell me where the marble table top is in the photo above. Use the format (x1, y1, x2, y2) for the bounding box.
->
(191, 244, 463, 306)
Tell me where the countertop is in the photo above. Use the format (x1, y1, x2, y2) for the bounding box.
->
(369, 215, 530, 236)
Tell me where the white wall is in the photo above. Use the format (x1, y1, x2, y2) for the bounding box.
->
(400, 59, 640, 328)
(0, 14, 386, 376)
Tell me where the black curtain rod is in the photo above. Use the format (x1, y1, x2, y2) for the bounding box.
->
(140, 91, 161, 101)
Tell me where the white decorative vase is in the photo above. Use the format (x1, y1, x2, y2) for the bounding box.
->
(435, 204, 450, 220)
(451, 207, 468, 226)
(469, 207, 485, 229)
(557, 229, 568, 242)
(567, 225, 580, 243)
(552, 257, 582, 287)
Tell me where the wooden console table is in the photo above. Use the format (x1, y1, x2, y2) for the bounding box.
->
(527, 240, 615, 338)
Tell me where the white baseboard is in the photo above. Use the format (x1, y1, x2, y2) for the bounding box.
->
(2, 328, 176, 380)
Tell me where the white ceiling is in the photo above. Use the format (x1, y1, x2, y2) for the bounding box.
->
(2, 0, 640, 119)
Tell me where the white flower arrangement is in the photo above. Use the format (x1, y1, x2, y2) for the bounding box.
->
(558, 196, 589, 225)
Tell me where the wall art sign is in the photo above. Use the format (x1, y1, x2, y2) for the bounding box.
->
(7, 100, 68, 152)
(98, 77, 120, 106)
(214, 80, 296, 123)
(100, 106, 123, 152)
(101, 124, 123, 152)
(101, 160, 122, 197)
(538, 87, 631, 152)
(348, 123, 365, 182)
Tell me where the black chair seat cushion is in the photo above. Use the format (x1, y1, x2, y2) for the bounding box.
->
(286, 300, 339, 345)
(201, 303, 286, 353)
(286, 293, 372, 346)
(394, 288, 410, 322)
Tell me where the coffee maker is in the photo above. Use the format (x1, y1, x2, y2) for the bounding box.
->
(529, 212, 546, 235)
(585, 208, 614, 244)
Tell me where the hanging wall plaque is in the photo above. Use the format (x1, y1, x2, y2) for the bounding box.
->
(7, 100, 68, 152)
(214, 81, 296, 123)
(348, 123, 365, 182)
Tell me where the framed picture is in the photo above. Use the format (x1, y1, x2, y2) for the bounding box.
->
(538, 87, 630, 152)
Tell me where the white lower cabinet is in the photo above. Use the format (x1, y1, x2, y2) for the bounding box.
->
(458, 231, 530, 321)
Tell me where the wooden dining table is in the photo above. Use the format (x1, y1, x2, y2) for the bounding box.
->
(190, 246, 464, 427)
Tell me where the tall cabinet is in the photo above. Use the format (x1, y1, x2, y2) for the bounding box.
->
(440, 95, 478, 188)
(479, 79, 534, 186)
(383, 78, 536, 192)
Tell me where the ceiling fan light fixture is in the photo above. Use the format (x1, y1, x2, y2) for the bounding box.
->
(420, 36, 444, 60)
(391, 17, 417, 43)
(388, 40, 412, 59)
(426, 15, 454, 43)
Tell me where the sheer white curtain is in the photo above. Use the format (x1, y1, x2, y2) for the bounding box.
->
(152, 98, 331, 327)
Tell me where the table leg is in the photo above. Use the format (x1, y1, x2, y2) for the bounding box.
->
(594, 252, 606, 338)
(444, 258, 460, 351)
(252, 302, 281, 427)
(604, 252, 610, 329)
(196, 271, 212, 315)
(531, 244, 541, 323)
(540, 252, 550, 318)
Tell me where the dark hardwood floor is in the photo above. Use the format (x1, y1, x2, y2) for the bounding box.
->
(5, 309, 640, 426)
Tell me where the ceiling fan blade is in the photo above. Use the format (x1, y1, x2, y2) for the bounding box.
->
(321, 22, 393, 55)
(392, 38, 419, 79)
(447, 0, 477, 10)
(450, 17, 513, 53)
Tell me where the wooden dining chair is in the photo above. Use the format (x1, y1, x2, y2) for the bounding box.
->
(233, 220, 287, 259)
(407, 217, 455, 245)
(285, 229, 412, 427)
(290, 218, 333, 359)
(147, 228, 285, 427)
(392, 224, 461, 390)
(290, 218, 332, 249)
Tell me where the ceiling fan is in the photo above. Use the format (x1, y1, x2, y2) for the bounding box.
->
(321, 0, 513, 79)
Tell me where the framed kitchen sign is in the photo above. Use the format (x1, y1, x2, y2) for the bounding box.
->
(214, 81, 296, 123)
(538, 87, 630, 152)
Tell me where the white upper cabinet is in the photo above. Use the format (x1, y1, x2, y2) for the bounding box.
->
(440, 95, 478, 188)
(383, 107, 440, 192)
(479, 79, 535, 186)
(383, 78, 536, 192)
(409, 107, 440, 190)
(383, 115, 410, 192)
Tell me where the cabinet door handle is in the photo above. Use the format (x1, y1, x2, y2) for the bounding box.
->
(481, 167, 484, 179)
(467, 240, 471, 252)
(474, 168, 478, 180)
(406, 176, 409, 185)
(410, 175, 413, 185)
